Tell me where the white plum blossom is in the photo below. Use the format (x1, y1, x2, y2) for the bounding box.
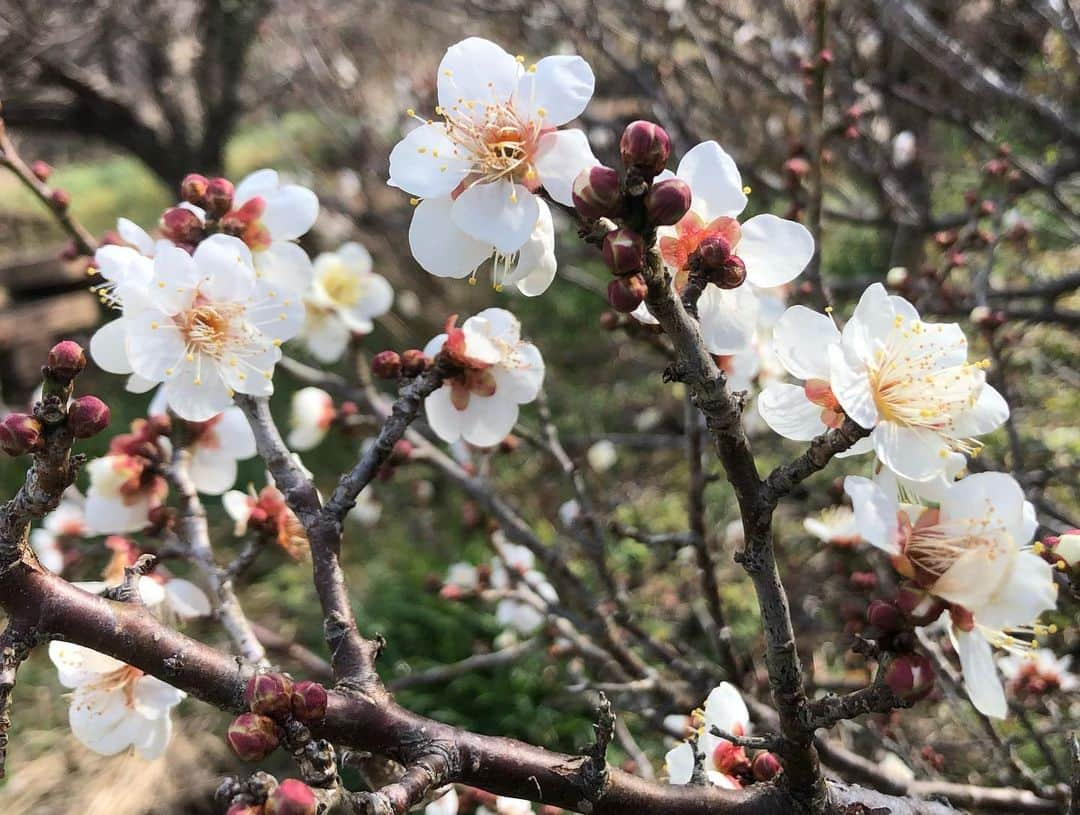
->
(230, 169, 320, 293)
(84, 455, 167, 535)
(665, 682, 751, 789)
(288, 387, 336, 451)
(804, 506, 861, 546)
(491, 538, 558, 635)
(148, 391, 257, 495)
(892, 131, 917, 168)
(389, 37, 596, 274)
(298, 242, 394, 362)
(829, 283, 1009, 484)
(49, 641, 185, 759)
(78, 574, 211, 623)
(408, 194, 559, 295)
(845, 471, 1057, 717)
(633, 141, 814, 354)
(90, 235, 305, 421)
(30, 489, 87, 573)
(423, 308, 544, 447)
(998, 649, 1078, 695)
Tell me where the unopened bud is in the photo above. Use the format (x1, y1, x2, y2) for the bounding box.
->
(601, 228, 644, 275)
(0, 413, 43, 456)
(607, 275, 647, 313)
(885, 653, 935, 702)
(711, 740, 751, 776)
(290, 681, 328, 722)
(782, 157, 810, 179)
(205, 177, 235, 218)
(50, 189, 71, 211)
(67, 396, 111, 439)
(711, 255, 746, 289)
(644, 178, 692, 226)
(30, 160, 52, 182)
(371, 350, 402, 379)
(47, 340, 87, 381)
(866, 599, 905, 634)
(619, 121, 671, 179)
(227, 713, 280, 761)
(180, 173, 210, 206)
(752, 751, 783, 782)
(400, 349, 431, 376)
(225, 805, 264, 815)
(160, 206, 204, 244)
(572, 166, 623, 220)
(245, 672, 294, 718)
(390, 439, 414, 463)
(885, 266, 908, 288)
(265, 779, 317, 815)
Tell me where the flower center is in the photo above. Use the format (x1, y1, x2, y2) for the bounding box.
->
(182, 303, 242, 359)
(866, 316, 987, 441)
(442, 102, 543, 187)
(900, 508, 1009, 586)
(660, 213, 741, 273)
(320, 264, 363, 306)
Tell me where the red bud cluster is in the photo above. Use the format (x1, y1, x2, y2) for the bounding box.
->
(602, 228, 644, 275)
(400, 349, 432, 376)
(246, 672, 294, 718)
(644, 178, 692, 226)
(0, 413, 43, 456)
(607, 275, 647, 313)
(885, 653, 936, 702)
(68, 396, 111, 439)
(371, 350, 402, 380)
(572, 166, 623, 221)
(47, 340, 87, 382)
(290, 681, 328, 722)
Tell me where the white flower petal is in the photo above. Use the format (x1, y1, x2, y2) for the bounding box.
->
(116, 218, 155, 256)
(949, 384, 1009, 437)
(828, 344, 879, 428)
(164, 579, 212, 619)
(665, 741, 695, 785)
(676, 141, 747, 218)
(703, 682, 749, 734)
(843, 475, 900, 554)
(772, 305, 839, 381)
(452, 181, 539, 254)
(409, 197, 492, 278)
(255, 241, 314, 294)
(951, 626, 1007, 718)
(437, 37, 520, 116)
(126, 311, 186, 382)
(388, 123, 471, 198)
(189, 447, 239, 495)
(515, 55, 594, 126)
(737, 214, 814, 288)
(533, 129, 599, 206)
(90, 318, 134, 375)
(234, 169, 280, 204)
(260, 184, 319, 241)
(757, 383, 828, 441)
(194, 235, 256, 302)
(871, 423, 952, 483)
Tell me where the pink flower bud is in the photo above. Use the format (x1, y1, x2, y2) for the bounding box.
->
(619, 121, 671, 179)
(31, 160, 52, 182)
(160, 207, 204, 244)
(290, 681, 328, 722)
(885, 653, 935, 702)
(67, 396, 111, 439)
(245, 672, 294, 718)
(601, 229, 644, 275)
(47, 340, 87, 381)
(225, 805, 264, 815)
(227, 713, 280, 761)
(866, 599, 904, 634)
(0, 413, 43, 456)
(572, 166, 623, 220)
(206, 177, 236, 218)
(390, 439, 414, 462)
(607, 274, 647, 313)
(400, 349, 432, 377)
(265, 779, 317, 815)
(180, 173, 210, 206)
(782, 157, 810, 179)
(751, 751, 783, 782)
(644, 178, 692, 227)
(50, 189, 71, 211)
(371, 350, 402, 380)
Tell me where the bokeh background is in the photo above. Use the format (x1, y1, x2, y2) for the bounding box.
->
(0, 1, 1076, 812)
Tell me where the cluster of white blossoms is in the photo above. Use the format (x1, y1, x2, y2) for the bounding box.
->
(390, 37, 597, 294)
(845, 470, 1057, 717)
(665, 683, 752, 789)
(443, 534, 558, 639)
(423, 308, 545, 447)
